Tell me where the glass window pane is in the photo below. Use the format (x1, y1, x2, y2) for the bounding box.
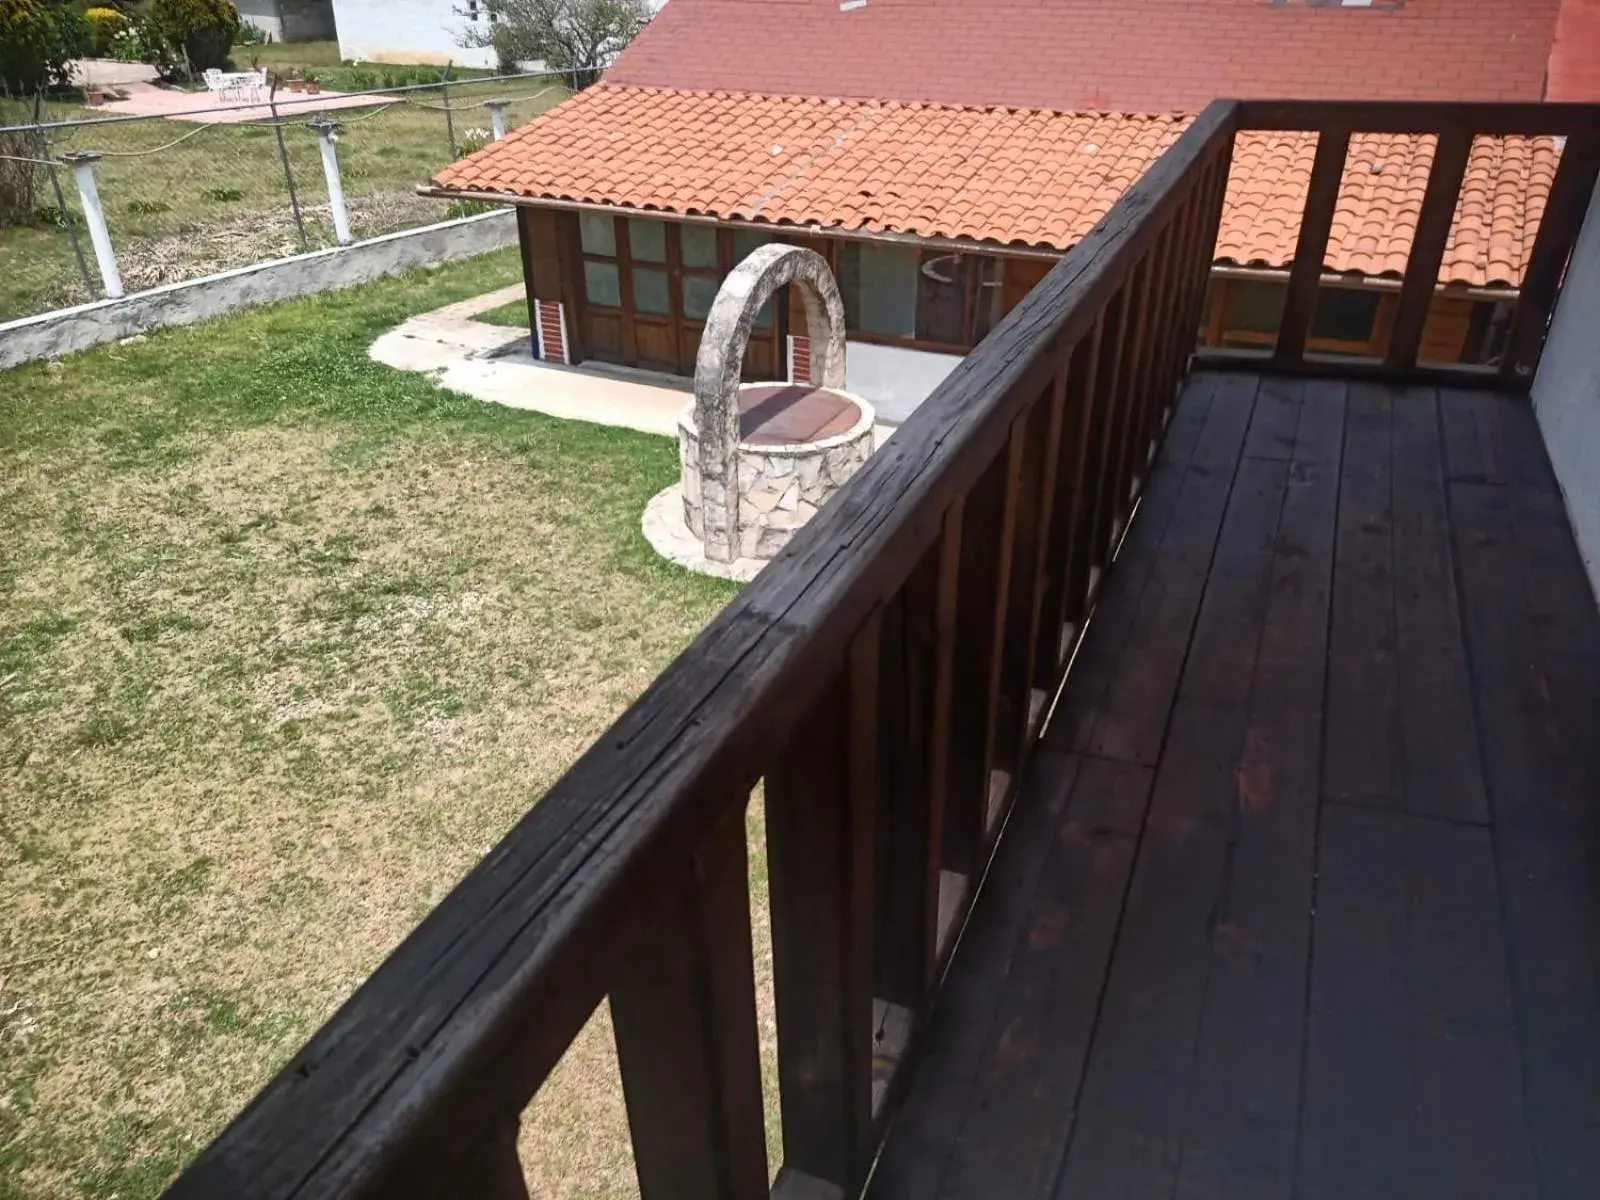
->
(628, 218, 667, 263)
(683, 274, 720, 322)
(1311, 287, 1382, 344)
(838, 241, 917, 337)
(579, 213, 616, 256)
(1227, 280, 1286, 335)
(969, 256, 1005, 343)
(584, 260, 620, 307)
(916, 251, 968, 344)
(633, 267, 670, 315)
(681, 224, 718, 269)
(731, 227, 772, 263)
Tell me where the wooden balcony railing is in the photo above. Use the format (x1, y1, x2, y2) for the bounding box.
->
(167, 97, 1597, 1200)
(1201, 100, 1600, 386)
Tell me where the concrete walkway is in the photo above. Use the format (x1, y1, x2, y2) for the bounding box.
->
(83, 78, 399, 124)
(370, 285, 692, 438)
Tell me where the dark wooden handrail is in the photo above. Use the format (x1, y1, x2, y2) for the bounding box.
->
(1210, 98, 1600, 386)
(168, 99, 1239, 1200)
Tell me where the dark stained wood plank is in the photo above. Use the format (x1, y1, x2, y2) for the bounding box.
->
(767, 617, 881, 1192)
(866, 752, 1086, 1199)
(1044, 371, 1220, 755)
(1046, 334, 1103, 659)
(1274, 126, 1351, 367)
(1242, 375, 1304, 461)
(1071, 372, 1259, 765)
(1055, 450, 1287, 1198)
(455, 1119, 530, 1199)
(1386, 128, 1472, 371)
(1439, 387, 1502, 484)
(1086, 283, 1136, 574)
(1291, 377, 1347, 464)
(1323, 382, 1398, 805)
(1450, 478, 1600, 1199)
(610, 806, 769, 1200)
(1173, 383, 1341, 1200)
(933, 756, 1149, 1200)
(1298, 804, 1536, 1200)
(1389, 386, 1487, 822)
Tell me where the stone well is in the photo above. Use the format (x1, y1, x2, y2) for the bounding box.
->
(674, 241, 875, 568)
(679, 381, 876, 561)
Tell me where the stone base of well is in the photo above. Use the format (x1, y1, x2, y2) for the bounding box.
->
(679, 381, 876, 562)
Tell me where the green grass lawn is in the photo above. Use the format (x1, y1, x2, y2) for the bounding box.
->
(0, 65, 564, 323)
(474, 295, 531, 328)
(0, 251, 769, 1198)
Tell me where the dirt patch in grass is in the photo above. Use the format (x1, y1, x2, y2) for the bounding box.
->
(0, 257, 749, 1197)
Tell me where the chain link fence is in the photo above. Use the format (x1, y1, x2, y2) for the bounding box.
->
(0, 72, 567, 324)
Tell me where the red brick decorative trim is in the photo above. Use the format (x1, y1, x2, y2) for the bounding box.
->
(787, 334, 812, 383)
(535, 299, 568, 364)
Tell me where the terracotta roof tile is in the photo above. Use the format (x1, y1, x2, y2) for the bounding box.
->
(606, 0, 1563, 113)
(432, 86, 1561, 289)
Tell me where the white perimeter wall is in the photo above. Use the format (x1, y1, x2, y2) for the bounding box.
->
(333, 0, 496, 68)
(1531, 179, 1600, 605)
(844, 340, 964, 425)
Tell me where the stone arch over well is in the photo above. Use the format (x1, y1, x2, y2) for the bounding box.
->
(693, 244, 847, 562)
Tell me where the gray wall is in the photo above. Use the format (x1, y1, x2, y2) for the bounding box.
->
(237, 0, 336, 41)
(1531, 180, 1600, 604)
(0, 210, 516, 370)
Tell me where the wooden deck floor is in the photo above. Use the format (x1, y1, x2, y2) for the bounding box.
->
(870, 370, 1600, 1200)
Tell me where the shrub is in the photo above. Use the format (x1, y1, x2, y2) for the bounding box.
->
(0, 0, 90, 95)
(148, 0, 239, 72)
(0, 125, 41, 228)
(85, 5, 128, 54)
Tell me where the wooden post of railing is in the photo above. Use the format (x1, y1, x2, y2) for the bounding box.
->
(610, 805, 769, 1200)
(454, 1118, 530, 1199)
(942, 440, 1024, 876)
(991, 393, 1059, 785)
(1501, 128, 1600, 382)
(874, 512, 961, 1006)
(768, 614, 881, 1194)
(1386, 127, 1473, 371)
(1084, 283, 1133, 582)
(1036, 335, 1099, 682)
(1275, 125, 1351, 367)
(1019, 366, 1070, 728)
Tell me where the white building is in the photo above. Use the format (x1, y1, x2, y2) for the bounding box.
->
(330, 0, 497, 69)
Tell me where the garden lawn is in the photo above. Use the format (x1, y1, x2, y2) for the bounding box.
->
(474, 295, 531, 328)
(0, 250, 757, 1198)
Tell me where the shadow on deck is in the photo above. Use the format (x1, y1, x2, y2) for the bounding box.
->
(872, 369, 1600, 1200)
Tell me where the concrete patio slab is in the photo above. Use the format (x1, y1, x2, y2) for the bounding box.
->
(85, 80, 399, 124)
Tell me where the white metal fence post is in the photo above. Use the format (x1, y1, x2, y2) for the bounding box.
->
(61, 151, 123, 299)
(486, 100, 509, 141)
(307, 118, 351, 246)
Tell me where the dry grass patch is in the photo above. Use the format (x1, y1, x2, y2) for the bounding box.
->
(0, 254, 745, 1197)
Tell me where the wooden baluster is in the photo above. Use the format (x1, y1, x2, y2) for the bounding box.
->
(1166, 167, 1212, 412)
(1386, 126, 1473, 371)
(874, 511, 961, 1007)
(1036, 336, 1100, 684)
(1146, 201, 1190, 436)
(610, 804, 769, 1200)
(1105, 257, 1153, 547)
(1084, 284, 1133, 587)
(941, 443, 1024, 878)
(1123, 225, 1175, 497)
(1031, 358, 1082, 688)
(992, 388, 1064, 785)
(1275, 125, 1351, 367)
(1188, 141, 1235, 356)
(1501, 128, 1600, 382)
(768, 614, 881, 1194)
(454, 1117, 530, 1199)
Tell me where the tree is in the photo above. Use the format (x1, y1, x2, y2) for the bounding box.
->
(461, 0, 653, 90)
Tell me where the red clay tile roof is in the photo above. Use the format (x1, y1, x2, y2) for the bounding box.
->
(1548, 0, 1600, 101)
(431, 86, 1559, 289)
(608, 0, 1564, 114)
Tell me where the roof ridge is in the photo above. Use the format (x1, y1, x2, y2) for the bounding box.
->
(593, 80, 1196, 122)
